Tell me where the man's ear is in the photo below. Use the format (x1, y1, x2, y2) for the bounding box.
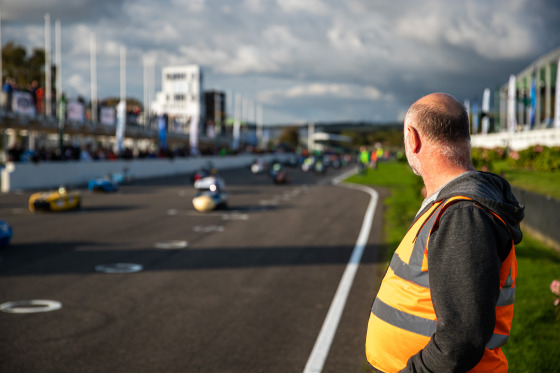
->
(406, 126, 421, 153)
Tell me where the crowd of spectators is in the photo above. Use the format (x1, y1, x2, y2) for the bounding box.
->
(4, 142, 201, 164)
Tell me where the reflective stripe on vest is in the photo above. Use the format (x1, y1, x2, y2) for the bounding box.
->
(370, 196, 516, 350)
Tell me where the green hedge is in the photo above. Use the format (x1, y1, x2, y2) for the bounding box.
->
(472, 145, 560, 172)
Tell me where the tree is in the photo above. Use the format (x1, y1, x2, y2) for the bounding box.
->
(277, 126, 300, 147)
(2, 41, 48, 88)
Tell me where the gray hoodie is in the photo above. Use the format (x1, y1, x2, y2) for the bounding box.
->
(402, 171, 525, 373)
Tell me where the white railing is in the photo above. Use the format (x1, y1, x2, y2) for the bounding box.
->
(471, 128, 560, 150)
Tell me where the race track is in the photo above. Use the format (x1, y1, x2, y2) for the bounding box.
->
(0, 163, 387, 372)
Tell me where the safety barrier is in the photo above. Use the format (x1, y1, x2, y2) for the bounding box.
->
(1, 153, 290, 192)
(471, 128, 560, 150)
(511, 187, 560, 251)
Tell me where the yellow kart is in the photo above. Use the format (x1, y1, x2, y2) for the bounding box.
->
(29, 186, 82, 212)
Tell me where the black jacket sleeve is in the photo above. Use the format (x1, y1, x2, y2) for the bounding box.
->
(401, 202, 510, 372)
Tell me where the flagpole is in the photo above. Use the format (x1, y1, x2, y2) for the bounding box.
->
(257, 103, 263, 148)
(44, 14, 52, 117)
(143, 56, 148, 127)
(55, 19, 62, 114)
(90, 32, 97, 123)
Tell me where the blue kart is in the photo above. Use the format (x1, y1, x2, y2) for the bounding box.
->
(88, 176, 119, 192)
(0, 220, 13, 247)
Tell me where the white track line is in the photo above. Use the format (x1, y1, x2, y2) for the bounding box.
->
(304, 169, 378, 373)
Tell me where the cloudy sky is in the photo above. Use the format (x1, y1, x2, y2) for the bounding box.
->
(2, 0, 560, 125)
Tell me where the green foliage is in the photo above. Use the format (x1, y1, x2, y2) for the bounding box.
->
(2, 41, 47, 87)
(471, 146, 560, 200)
(472, 145, 560, 173)
(508, 145, 560, 171)
(340, 126, 404, 151)
(471, 146, 507, 171)
(277, 126, 300, 147)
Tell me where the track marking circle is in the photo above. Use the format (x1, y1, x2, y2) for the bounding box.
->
(0, 299, 62, 314)
(222, 213, 249, 221)
(154, 240, 188, 249)
(193, 225, 225, 233)
(95, 263, 143, 273)
(167, 209, 179, 216)
(259, 200, 278, 206)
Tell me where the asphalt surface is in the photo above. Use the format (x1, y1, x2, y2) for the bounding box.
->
(0, 163, 387, 372)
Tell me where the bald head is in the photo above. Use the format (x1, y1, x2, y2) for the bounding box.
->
(404, 92, 472, 169)
(405, 92, 470, 144)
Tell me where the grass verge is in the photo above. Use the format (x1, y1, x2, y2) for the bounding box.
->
(347, 160, 560, 372)
(494, 160, 560, 201)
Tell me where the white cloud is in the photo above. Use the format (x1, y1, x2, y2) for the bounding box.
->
(222, 45, 278, 75)
(275, 0, 329, 14)
(66, 73, 89, 98)
(394, 0, 540, 60)
(259, 82, 383, 103)
(2, 0, 558, 124)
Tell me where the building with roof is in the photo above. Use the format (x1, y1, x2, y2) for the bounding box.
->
(471, 46, 560, 150)
(151, 65, 204, 132)
(497, 45, 560, 131)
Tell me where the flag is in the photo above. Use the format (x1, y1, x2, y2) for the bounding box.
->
(190, 116, 199, 156)
(158, 114, 167, 150)
(481, 88, 490, 134)
(116, 100, 126, 154)
(472, 102, 479, 134)
(530, 71, 536, 129)
(507, 75, 517, 132)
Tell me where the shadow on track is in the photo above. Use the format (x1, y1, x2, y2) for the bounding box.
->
(0, 241, 393, 277)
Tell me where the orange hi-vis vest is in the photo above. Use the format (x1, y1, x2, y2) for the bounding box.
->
(365, 196, 517, 373)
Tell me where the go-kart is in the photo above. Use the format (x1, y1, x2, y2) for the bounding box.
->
(270, 162, 290, 184)
(88, 175, 119, 192)
(192, 176, 228, 212)
(29, 186, 82, 212)
(301, 156, 326, 174)
(250, 158, 269, 174)
(0, 220, 13, 247)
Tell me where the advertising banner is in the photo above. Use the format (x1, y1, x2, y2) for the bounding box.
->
(12, 91, 36, 116)
(100, 106, 115, 126)
(67, 101, 85, 122)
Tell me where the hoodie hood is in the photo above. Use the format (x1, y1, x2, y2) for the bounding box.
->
(435, 171, 525, 244)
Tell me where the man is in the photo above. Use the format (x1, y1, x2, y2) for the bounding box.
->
(359, 146, 370, 175)
(365, 93, 524, 372)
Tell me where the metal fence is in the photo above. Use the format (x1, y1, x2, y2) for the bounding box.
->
(512, 187, 560, 251)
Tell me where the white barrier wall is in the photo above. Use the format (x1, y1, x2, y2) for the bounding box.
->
(1, 154, 290, 192)
(471, 128, 560, 150)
